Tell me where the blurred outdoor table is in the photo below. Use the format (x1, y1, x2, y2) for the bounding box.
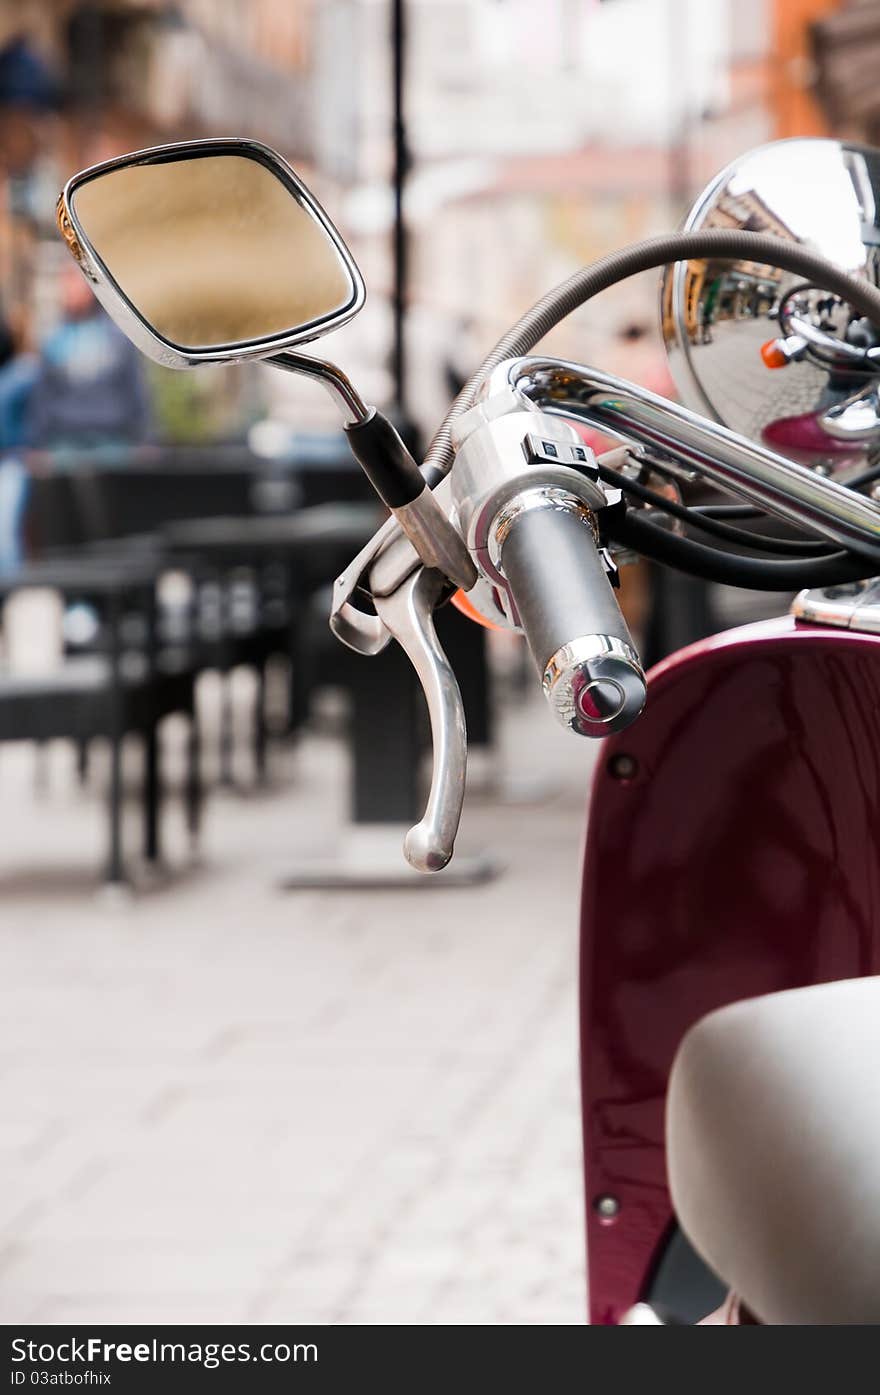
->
(161, 502, 382, 561)
(0, 552, 164, 597)
(161, 503, 383, 607)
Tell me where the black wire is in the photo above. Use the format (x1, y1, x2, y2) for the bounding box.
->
(695, 461, 880, 522)
(849, 460, 880, 489)
(693, 503, 768, 520)
(608, 509, 877, 591)
(596, 462, 837, 556)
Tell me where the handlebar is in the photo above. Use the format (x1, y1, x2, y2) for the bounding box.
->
(496, 357, 880, 562)
(336, 357, 880, 876)
(497, 495, 645, 735)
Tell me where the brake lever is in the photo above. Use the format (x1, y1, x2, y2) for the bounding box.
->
(372, 565, 467, 873)
(329, 515, 399, 656)
(330, 475, 461, 658)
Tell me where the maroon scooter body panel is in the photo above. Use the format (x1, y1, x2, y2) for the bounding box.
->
(580, 615, 880, 1324)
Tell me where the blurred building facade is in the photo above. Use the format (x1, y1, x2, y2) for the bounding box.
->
(0, 0, 863, 442)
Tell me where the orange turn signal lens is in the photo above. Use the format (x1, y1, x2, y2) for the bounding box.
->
(760, 339, 789, 370)
(450, 589, 506, 632)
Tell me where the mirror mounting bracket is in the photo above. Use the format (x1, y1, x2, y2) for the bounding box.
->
(269, 352, 476, 593)
(268, 351, 370, 427)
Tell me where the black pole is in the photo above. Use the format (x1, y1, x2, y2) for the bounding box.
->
(667, 0, 690, 218)
(391, 0, 412, 439)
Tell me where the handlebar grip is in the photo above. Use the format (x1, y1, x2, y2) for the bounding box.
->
(498, 499, 646, 736)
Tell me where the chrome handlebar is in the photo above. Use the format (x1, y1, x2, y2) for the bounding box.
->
(495, 358, 880, 562)
(330, 354, 880, 874)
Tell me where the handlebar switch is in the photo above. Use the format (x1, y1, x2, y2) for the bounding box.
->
(523, 431, 601, 476)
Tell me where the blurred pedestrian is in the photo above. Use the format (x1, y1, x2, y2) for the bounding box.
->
(0, 308, 38, 571)
(25, 264, 152, 452)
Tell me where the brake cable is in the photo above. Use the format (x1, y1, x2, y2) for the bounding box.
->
(421, 229, 880, 585)
(695, 460, 880, 523)
(425, 229, 880, 484)
(594, 461, 837, 557)
(606, 508, 877, 591)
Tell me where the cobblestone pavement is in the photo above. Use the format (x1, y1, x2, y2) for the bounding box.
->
(0, 677, 594, 1325)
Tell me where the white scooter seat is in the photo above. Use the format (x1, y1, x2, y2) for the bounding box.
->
(667, 975, 880, 1324)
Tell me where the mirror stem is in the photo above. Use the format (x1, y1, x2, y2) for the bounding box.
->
(269, 351, 371, 426)
(267, 350, 476, 592)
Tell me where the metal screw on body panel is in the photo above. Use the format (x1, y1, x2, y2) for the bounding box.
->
(594, 1194, 620, 1219)
(608, 752, 638, 782)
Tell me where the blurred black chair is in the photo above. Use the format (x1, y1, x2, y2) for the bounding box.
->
(0, 557, 200, 888)
(161, 503, 383, 784)
(25, 446, 382, 787)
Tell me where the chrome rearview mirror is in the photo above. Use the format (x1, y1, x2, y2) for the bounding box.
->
(57, 138, 365, 367)
(58, 136, 475, 607)
(661, 138, 880, 467)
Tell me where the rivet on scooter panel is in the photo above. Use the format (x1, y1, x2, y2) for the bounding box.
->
(608, 752, 639, 783)
(594, 1194, 621, 1222)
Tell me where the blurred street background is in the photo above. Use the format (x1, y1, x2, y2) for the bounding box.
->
(0, 0, 875, 1325)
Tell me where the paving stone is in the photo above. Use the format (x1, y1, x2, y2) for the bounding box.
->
(0, 683, 594, 1324)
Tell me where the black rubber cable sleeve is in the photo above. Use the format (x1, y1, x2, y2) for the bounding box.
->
(595, 463, 835, 555)
(607, 509, 876, 590)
